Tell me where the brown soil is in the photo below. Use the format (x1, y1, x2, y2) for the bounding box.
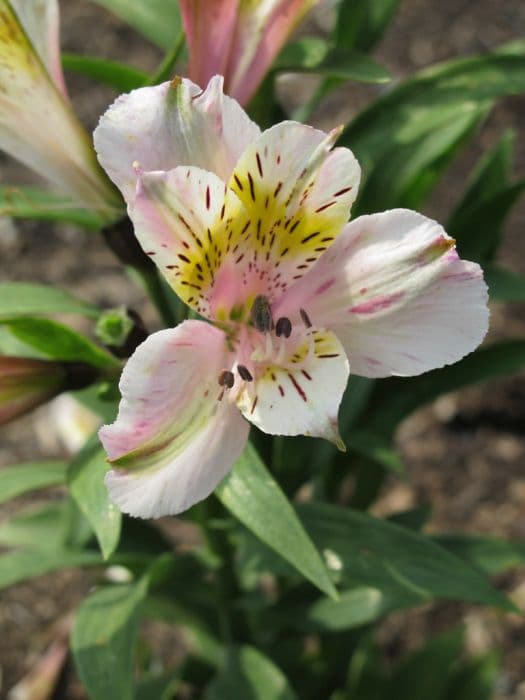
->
(1, 0, 525, 697)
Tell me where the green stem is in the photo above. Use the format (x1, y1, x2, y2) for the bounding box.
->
(148, 33, 185, 85)
(194, 498, 250, 645)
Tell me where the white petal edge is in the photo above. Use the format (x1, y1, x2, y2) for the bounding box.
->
(236, 327, 349, 447)
(94, 75, 261, 203)
(100, 321, 250, 517)
(105, 401, 249, 518)
(274, 209, 489, 377)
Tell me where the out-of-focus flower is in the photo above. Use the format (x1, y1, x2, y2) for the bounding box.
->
(40, 394, 102, 454)
(0, 0, 120, 218)
(179, 0, 319, 105)
(94, 76, 488, 519)
(0, 356, 66, 425)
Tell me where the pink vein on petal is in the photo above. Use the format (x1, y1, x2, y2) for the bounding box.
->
(349, 292, 405, 315)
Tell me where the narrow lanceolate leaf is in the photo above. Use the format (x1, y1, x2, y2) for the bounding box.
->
(281, 585, 407, 632)
(62, 53, 147, 92)
(340, 41, 525, 212)
(216, 443, 337, 599)
(0, 548, 101, 590)
(367, 341, 525, 434)
(275, 38, 391, 83)
(484, 264, 525, 303)
(207, 646, 298, 700)
(387, 629, 465, 700)
(69, 438, 122, 560)
(90, 0, 182, 50)
(298, 502, 516, 611)
(447, 130, 525, 263)
(72, 577, 149, 700)
(0, 283, 100, 320)
(0, 186, 106, 229)
(448, 180, 525, 263)
(433, 533, 525, 576)
(0, 501, 71, 549)
(0, 317, 119, 369)
(335, 0, 402, 52)
(444, 653, 500, 700)
(0, 461, 67, 505)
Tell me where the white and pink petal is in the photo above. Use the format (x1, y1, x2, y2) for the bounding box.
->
(274, 209, 488, 377)
(94, 75, 261, 203)
(236, 327, 349, 447)
(100, 320, 249, 518)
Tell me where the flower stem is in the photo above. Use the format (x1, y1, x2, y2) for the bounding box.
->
(194, 498, 250, 645)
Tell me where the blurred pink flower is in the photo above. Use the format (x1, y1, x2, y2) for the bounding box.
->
(180, 0, 318, 105)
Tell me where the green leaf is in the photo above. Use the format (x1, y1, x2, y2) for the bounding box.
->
(453, 130, 515, 211)
(0, 548, 101, 590)
(388, 505, 432, 532)
(355, 107, 486, 212)
(445, 652, 500, 700)
(283, 586, 405, 632)
(345, 635, 389, 700)
(0, 283, 99, 320)
(485, 264, 525, 302)
(446, 130, 525, 264)
(207, 646, 297, 700)
(348, 430, 406, 474)
(90, 0, 182, 50)
(144, 594, 224, 668)
(62, 53, 147, 92)
(299, 502, 515, 611)
(0, 501, 71, 549)
(387, 629, 465, 700)
(0, 185, 105, 229)
(136, 671, 181, 700)
(0, 317, 120, 369)
(367, 341, 525, 434)
(433, 533, 525, 575)
(216, 443, 336, 599)
(336, 0, 402, 52)
(0, 460, 67, 505)
(341, 42, 525, 212)
(69, 438, 122, 560)
(72, 578, 149, 700)
(448, 180, 525, 262)
(276, 38, 390, 83)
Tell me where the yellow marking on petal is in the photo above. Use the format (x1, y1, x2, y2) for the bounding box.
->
(0, 5, 41, 79)
(420, 236, 456, 263)
(225, 149, 352, 296)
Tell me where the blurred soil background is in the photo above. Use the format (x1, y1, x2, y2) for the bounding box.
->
(1, 0, 525, 697)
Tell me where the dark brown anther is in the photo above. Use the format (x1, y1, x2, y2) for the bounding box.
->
(237, 364, 253, 382)
(300, 308, 312, 328)
(275, 317, 292, 338)
(250, 295, 274, 332)
(218, 369, 235, 388)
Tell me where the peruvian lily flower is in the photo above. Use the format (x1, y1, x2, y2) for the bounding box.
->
(94, 76, 488, 518)
(0, 0, 120, 218)
(180, 0, 318, 106)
